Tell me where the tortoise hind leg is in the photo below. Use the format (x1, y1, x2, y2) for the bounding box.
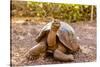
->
(53, 42, 74, 62)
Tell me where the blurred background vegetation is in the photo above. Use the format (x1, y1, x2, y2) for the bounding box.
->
(11, 1, 96, 22)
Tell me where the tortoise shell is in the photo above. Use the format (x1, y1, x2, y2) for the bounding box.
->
(36, 21, 80, 52)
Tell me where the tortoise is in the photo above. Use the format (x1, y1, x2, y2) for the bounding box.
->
(24, 19, 80, 62)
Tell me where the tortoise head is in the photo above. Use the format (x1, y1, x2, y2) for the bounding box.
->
(51, 19, 60, 32)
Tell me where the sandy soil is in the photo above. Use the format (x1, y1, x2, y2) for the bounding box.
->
(11, 19, 96, 66)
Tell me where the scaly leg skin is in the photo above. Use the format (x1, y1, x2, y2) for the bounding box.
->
(19, 39, 47, 65)
(25, 41, 47, 60)
(53, 42, 74, 62)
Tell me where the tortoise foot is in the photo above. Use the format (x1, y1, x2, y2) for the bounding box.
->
(54, 49, 74, 62)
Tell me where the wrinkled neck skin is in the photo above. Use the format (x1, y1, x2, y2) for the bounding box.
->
(50, 29, 57, 33)
(47, 27, 59, 43)
(48, 29, 57, 40)
(47, 29, 58, 51)
(47, 29, 57, 46)
(50, 27, 59, 33)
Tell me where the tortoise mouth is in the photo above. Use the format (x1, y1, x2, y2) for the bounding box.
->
(51, 25, 60, 31)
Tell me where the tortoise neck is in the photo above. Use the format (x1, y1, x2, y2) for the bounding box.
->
(50, 29, 58, 33)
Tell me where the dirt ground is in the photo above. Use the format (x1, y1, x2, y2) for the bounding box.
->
(11, 18, 96, 66)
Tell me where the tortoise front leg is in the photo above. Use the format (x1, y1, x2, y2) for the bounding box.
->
(53, 42, 74, 62)
(25, 41, 47, 60)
